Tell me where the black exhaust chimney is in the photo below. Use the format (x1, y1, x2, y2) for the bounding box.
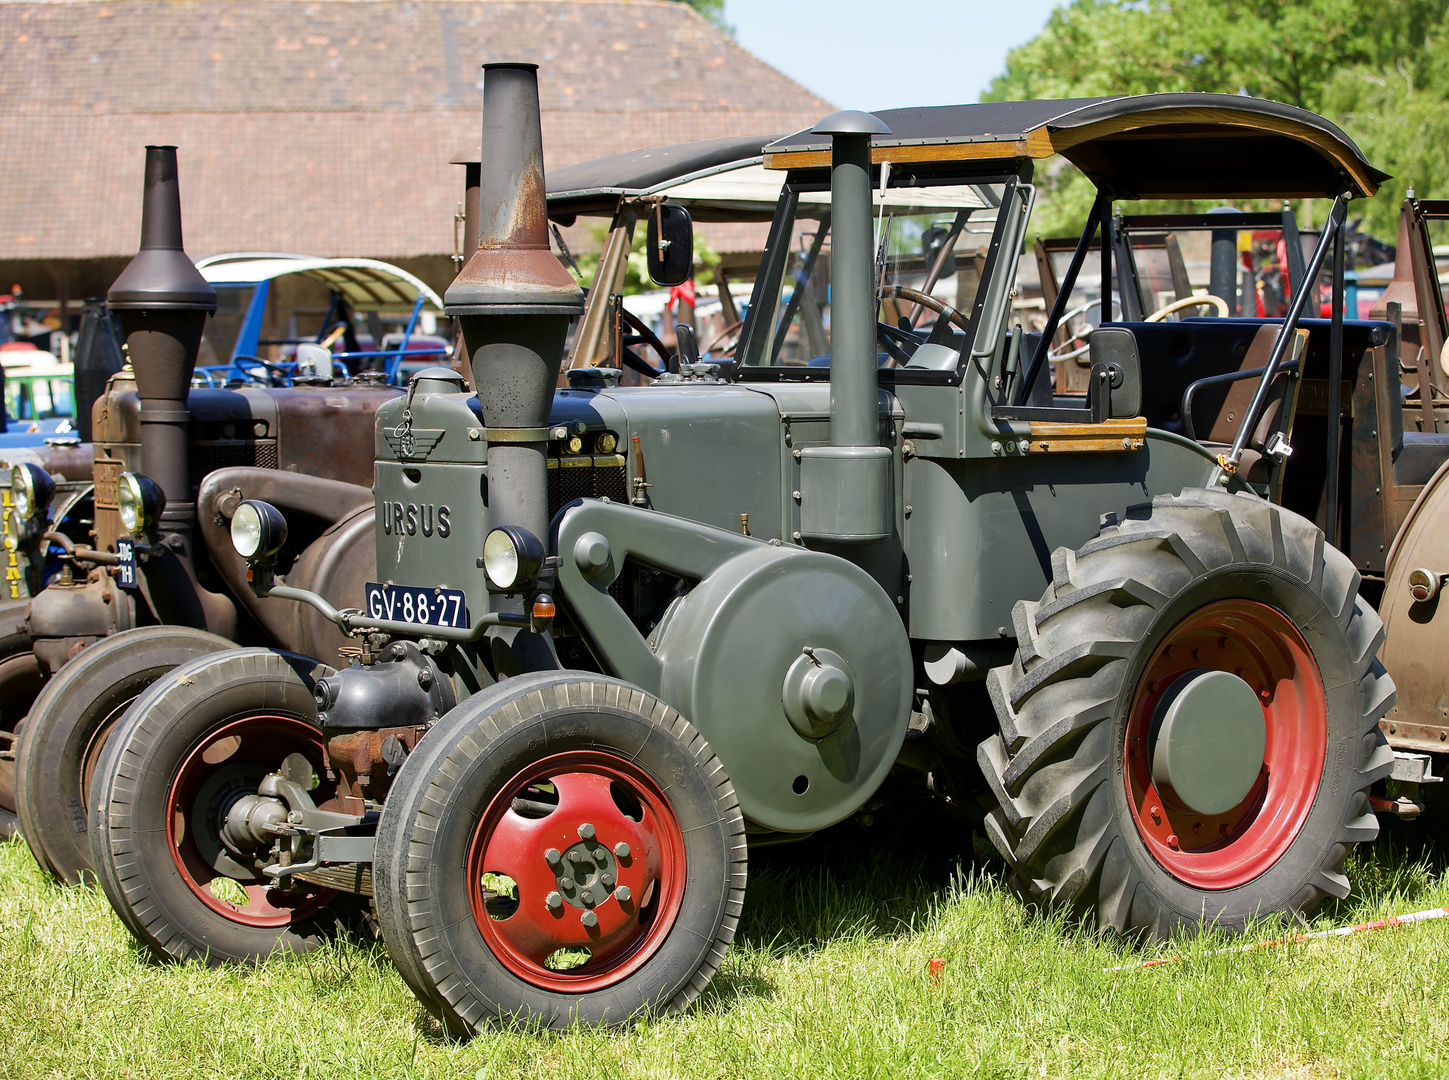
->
(106, 146, 216, 529)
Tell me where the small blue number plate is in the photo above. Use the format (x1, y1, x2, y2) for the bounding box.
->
(365, 582, 469, 629)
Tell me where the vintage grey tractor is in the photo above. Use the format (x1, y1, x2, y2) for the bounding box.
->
(85, 69, 1393, 1032)
(3, 146, 400, 881)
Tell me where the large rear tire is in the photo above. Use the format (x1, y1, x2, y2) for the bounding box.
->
(374, 673, 746, 1031)
(979, 488, 1395, 938)
(89, 648, 361, 964)
(15, 626, 233, 882)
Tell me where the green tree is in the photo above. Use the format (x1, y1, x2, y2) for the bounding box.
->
(987, 0, 1449, 238)
(677, 0, 732, 34)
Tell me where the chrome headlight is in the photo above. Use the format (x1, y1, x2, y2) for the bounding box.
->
(230, 500, 288, 560)
(116, 472, 165, 534)
(482, 526, 544, 592)
(10, 463, 55, 520)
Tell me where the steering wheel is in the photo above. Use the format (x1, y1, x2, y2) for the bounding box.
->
(1145, 294, 1230, 322)
(230, 355, 292, 387)
(617, 307, 672, 378)
(879, 285, 971, 333)
(702, 319, 745, 358)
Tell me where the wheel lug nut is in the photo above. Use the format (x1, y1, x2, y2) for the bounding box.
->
(614, 842, 630, 859)
(569, 850, 586, 864)
(545, 891, 562, 911)
(595, 846, 608, 860)
(578, 823, 596, 840)
(544, 848, 562, 866)
(581, 910, 598, 928)
(1167, 834, 1179, 849)
(614, 885, 631, 903)
(601, 873, 615, 888)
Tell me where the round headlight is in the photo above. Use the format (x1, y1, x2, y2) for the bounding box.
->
(230, 500, 288, 560)
(116, 472, 165, 534)
(482, 526, 544, 591)
(11, 463, 55, 520)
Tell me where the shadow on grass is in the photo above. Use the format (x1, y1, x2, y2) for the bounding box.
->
(737, 798, 1000, 955)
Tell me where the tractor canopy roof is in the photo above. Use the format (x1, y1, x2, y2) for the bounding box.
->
(541, 134, 784, 222)
(763, 93, 1388, 201)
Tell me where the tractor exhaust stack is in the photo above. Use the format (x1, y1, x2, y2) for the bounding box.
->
(106, 146, 216, 530)
(445, 63, 585, 670)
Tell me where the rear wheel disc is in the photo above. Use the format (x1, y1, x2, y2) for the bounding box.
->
(979, 489, 1395, 938)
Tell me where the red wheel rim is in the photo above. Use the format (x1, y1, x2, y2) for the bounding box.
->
(466, 751, 687, 993)
(166, 715, 335, 928)
(1124, 600, 1327, 889)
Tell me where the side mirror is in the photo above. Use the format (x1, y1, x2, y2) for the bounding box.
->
(921, 225, 956, 278)
(647, 202, 693, 287)
(1088, 327, 1141, 419)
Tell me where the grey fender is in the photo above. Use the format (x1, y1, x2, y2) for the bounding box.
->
(554, 499, 913, 833)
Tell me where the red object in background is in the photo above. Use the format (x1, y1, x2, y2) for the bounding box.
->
(666, 280, 696, 314)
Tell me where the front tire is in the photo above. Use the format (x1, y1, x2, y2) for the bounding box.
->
(89, 648, 359, 964)
(374, 673, 746, 1031)
(16, 626, 233, 882)
(978, 488, 1395, 938)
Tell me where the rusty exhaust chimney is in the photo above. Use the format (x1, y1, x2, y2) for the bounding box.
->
(106, 146, 216, 530)
(446, 63, 584, 671)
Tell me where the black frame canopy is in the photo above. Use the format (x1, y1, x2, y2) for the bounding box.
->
(763, 92, 1386, 200)
(763, 92, 1391, 548)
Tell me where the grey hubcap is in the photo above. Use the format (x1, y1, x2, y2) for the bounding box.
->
(1150, 669, 1266, 815)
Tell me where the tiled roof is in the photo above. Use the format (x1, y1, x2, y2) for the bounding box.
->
(0, 0, 831, 261)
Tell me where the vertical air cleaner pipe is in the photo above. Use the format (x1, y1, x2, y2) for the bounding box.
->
(797, 111, 893, 544)
(445, 64, 585, 672)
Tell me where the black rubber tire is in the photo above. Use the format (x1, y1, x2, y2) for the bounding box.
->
(0, 597, 39, 820)
(373, 672, 746, 1032)
(978, 488, 1396, 938)
(88, 648, 361, 964)
(15, 626, 233, 883)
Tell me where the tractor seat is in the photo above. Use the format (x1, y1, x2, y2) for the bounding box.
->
(1187, 324, 1304, 485)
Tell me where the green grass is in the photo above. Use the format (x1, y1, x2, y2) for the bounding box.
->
(1, 822, 1447, 1080)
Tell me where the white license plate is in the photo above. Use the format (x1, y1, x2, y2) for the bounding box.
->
(365, 582, 469, 629)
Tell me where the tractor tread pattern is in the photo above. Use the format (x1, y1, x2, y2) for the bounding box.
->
(978, 488, 1395, 937)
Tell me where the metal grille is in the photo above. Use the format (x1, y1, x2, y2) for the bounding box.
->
(188, 440, 278, 491)
(546, 455, 628, 519)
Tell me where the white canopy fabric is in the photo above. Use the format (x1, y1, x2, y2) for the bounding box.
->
(196, 254, 442, 311)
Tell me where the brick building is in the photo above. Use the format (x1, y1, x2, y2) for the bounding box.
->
(0, 0, 829, 312)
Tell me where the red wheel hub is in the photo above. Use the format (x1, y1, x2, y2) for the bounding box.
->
(1124, 600, 1326, 889)
(466, 751, 687, 993)
(166, 715, 335, 928)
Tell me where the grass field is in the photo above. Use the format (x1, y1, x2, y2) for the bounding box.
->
(1, 819, 1447, 1080)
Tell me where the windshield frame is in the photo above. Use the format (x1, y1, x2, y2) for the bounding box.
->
(732, 167, 1026, 387)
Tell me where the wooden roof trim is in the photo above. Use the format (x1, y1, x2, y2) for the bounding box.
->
(764, 138, 1040, 171)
